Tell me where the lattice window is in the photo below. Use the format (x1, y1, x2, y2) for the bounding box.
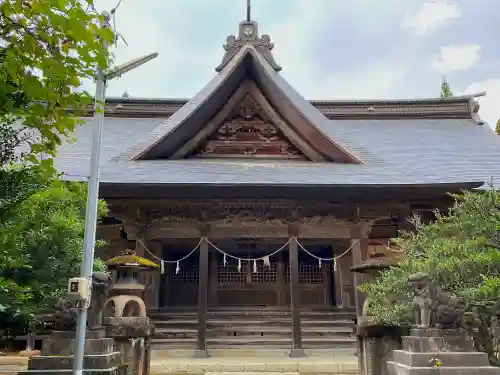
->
(251, 262, 277, 284)
(218, 263, 245, 283)
(285, 264, 324, 284)
(217, 261, 277, 283)
(171, 264, 199, 284)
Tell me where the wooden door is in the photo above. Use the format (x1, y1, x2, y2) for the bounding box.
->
(217, 259, 278, 306)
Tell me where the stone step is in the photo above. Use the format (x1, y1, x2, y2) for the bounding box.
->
(149, 311, 356, 319)
(151, 347, 358, 358)
(150, 305, 355, 311)
(151, 319, 355, 326)
(155, 326, 353, 335)
(387, 362, 499, 375)
(151, 336, 357, 348)
(17, 368, 124, 374)
(150, 308, 355, 314)
(149, 356, 359, 374)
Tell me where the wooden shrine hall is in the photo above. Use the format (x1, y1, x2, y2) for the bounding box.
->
(54, 7, 500, 357)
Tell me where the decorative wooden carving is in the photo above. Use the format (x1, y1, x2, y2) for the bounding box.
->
(191, 93, 306, 159)
(215, 21, 281, 72)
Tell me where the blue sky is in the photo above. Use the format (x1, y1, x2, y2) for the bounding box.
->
(86, 0, 500, 128)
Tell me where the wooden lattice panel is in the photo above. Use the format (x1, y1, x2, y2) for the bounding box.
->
(251, 262, 277, 284)
(170, 264, 199, 284)
(217, 261, 277, 284)
(285, 264, 324, 284)
(217, 263, 245, 283)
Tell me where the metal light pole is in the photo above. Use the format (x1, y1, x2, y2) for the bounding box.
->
(72, 11, 158, 375)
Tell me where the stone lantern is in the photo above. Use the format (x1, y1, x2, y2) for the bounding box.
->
(104, 249, 158, 318)
(103, 249, 158, 375)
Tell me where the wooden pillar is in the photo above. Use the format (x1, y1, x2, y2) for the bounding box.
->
(144, 241, 162, 309)
(195, 226, 210, 358)
(351, 208, 372, 317)
(333, 244, 344, 307)
(209, 250, 219, 307)
(351, 239, 363, 316)
(324, 248, 332, 306)
(288, 224, 306, 358)
(160, 244, 174, 308)
(134, 237, 150, 305)
(276, 251, 285, 305)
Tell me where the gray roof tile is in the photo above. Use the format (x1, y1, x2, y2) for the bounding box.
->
(55, 116, 500, 187)
(52, 36, 500, 188)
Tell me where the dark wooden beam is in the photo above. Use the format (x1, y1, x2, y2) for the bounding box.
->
(288, 224, 306, 358)
(194, 225, 210, 358)
(351, 208, 369, 317)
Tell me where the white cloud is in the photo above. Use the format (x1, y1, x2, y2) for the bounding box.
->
(433, 44, 482, 74)
(402, 0, 462, 35)
(301, 63, 407, 100)
(464, 79, 500, 129)
(78, 0, 406, 101)
(258, 2, 407, 100)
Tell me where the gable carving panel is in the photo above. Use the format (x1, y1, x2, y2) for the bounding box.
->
(191, 92, 306, 159)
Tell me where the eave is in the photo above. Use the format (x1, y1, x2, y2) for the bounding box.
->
(98, 181, 483, 200)
(79, 94, 478, 120)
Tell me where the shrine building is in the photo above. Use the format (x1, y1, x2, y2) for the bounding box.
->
(54, 14, 500, 355)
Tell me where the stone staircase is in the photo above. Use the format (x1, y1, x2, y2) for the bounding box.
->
(148, 306, 357, 350)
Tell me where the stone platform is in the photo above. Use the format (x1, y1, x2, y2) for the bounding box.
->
(1, 353, 358, 375)
(17, 330, 126, 375)
(387, 328, 500, 375)
(150, 349, 358, 375)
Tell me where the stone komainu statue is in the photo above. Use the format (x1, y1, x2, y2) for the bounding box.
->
(44, 272, 111, 331)
(87, 271, 112, 330)
(409, 272, 462, 329)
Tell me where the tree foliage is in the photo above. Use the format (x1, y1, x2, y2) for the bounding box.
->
(0, 178, 108, 336)
(440, 77, 454, 98)
(496, 119, 500, 136)
(0, 1, 114, 336)
(0, 0, 114, 165)
(361, 189, 500, 365)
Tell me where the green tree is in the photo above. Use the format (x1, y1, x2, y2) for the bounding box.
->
(495, 119, 500, 135)
(440, 77, 454, 98)
(121, 90, 130, 98)
(0, 0, 114, 166)
(0, 1, 113, 337)
(0, 179, 108, 336)
(361, 189, 500, 365)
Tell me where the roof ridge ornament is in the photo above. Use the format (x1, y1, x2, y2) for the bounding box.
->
(215, 4, 281, 72)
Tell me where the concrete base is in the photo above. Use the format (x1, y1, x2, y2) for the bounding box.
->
(149, 353, 359, 374)
(17, 330, 126, 375)
(193, 349, 211, 358)
(16, 367, 126, 375)
(387, 362, 500, 375)
(289, 349, 307, 358)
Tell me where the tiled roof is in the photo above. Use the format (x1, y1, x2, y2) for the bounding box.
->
(52, 28, 500, 190)
(55, 116, 500, 187)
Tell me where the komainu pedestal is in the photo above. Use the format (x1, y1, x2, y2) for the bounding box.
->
(18, 330, 126, 375)
(387, 328, 500, 375)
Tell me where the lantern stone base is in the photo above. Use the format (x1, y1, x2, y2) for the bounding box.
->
(18, 330, 126, 375)
(105, 317, 155, 375)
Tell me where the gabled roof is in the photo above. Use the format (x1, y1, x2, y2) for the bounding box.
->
(120, 45, 363, 164)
